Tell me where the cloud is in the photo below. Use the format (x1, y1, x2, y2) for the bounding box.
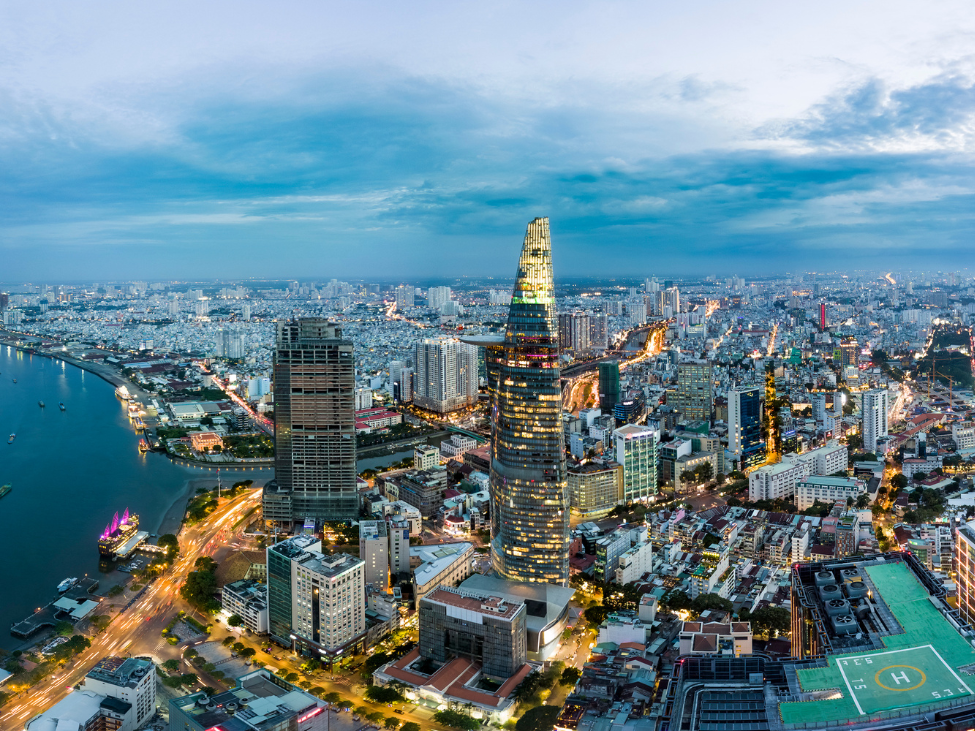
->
(770, 70, 975, 152)
(2, 51, 975, 278)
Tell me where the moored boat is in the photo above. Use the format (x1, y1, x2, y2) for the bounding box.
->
(0, 484, 11, 499)
(57, 578, 78, 593)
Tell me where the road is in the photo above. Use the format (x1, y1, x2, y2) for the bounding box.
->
(1, 489, 263, 730)
(563, 322, 668, 415)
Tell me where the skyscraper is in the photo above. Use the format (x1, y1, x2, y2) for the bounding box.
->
(675, 360, 713, 422)
(598, 361, 621, 414)
(490, 217, 570, 586)
(862, 389, 889, 453)
(413, 338, 479, 413)
(613, 424, 658, 502)
(558, 311, 590, 354)
(264, 318, 357, 524)
(729, 385, 765, 471)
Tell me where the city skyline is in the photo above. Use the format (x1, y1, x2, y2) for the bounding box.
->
(3, 3, 975, 280)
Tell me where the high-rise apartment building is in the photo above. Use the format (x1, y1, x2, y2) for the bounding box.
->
(427, 286, 452, 310)
(395, 284, 414, 310)
(267, 535, 366, 658)
(676, 360, 713, 422)
(217, 326, 245, 359)
(264, 319, 357, 524)
(589, 312, 609, 350)
(490, 217, 570, 586)
(862, 389, 889, 453)
(558, 311, 590, 354)
(729, 385, 766, 470)
(413, 339, 479, 413)
(598, 361, 621, 413)
(360, 520, 390, 591)
(613, 424, 658, 502)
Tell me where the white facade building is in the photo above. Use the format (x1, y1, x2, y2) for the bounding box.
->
(221, 579, 269, 634)
(414, 444, 440, 470)
(615, 541, 655, 584)
(748, 459, 807, 502)
(862, 389, 889, 453)
(413, 339, 479, 413)
(796, 476, 866, 511)
(26, 656, 160, 731)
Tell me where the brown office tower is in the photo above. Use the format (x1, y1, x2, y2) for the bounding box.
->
(263, 318, 357, 525)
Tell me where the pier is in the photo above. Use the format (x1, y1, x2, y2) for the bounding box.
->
(10, 577, 100, 638)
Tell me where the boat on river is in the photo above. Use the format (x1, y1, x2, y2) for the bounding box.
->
(0, 484, 11, 499)
(7, 434, 14, 444)
(59, 402, 66, 411)
(38, 401, 45, 408)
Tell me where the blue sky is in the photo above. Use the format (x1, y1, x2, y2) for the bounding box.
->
(2, 0, 975, 280)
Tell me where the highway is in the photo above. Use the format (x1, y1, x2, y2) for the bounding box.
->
(563, 322, 668, 414)
(0, 490, 263, 730)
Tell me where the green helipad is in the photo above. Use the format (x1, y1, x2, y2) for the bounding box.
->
(779, 561, 975, 725)
(835, 645, 971, 715)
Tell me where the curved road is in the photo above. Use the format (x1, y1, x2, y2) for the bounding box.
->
(2, 489, 263, 730)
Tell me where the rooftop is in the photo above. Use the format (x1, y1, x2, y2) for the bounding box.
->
(781, 559, 975, 726)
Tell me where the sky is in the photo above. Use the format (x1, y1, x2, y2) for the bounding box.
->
(2, 0, 975, 281)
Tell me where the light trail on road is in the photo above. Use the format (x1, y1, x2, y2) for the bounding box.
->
(0, 490, 262, 729)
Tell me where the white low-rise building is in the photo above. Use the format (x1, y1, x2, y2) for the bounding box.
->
(222, 579, 269, 634)
(796, 476, 866, 510)
(748, 459, 807, 502)
(615, 541, 655, 584)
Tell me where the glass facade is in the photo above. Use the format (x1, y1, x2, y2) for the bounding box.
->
(598, 361, 621, 413)
(490, 217, 570, 586)
(731, 385, 766, 471)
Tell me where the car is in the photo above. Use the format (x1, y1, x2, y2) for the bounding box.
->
(395, 710, 404, 715)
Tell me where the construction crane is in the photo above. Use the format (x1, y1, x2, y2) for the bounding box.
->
(926, 351, 954, 403)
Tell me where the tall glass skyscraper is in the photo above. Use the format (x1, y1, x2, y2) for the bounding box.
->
(263, 318, 358, 525)
(490, 217, 570, 586)
(729, 385, 766, 471)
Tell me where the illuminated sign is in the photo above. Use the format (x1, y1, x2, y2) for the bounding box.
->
(298, 707, 324, 723)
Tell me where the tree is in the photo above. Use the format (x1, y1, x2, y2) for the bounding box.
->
(516, 706, 561, 731)
(181, 567, 219, 612)
(367, 712, 386, 724)
(891, 473, 909, 490)
(433, 710, 481, 731)
(180, 673, 198, 686)
(583, 605, 609, 628)
(239, 647, 256, 658)
(323, 692, 342, 704)
(384, 718, 402, 730)
(232, 642, 245, 653)
(691, 593, 733, 615)
(365, 685, 405, 704)
(53, 620, 74, 637)
(855, 493, 871, 509)
(662, 590, 693, 613)
(355, 706, 370, 717)
(284, 672, 300, 684)
(163, 659, 180, 673)
(227, 614, 243, 628)
(195, 556, 218, 573)
(401, 723, 421, 731)
(914, 472, 928, 483)
(560, 667, 582, 686)
(747, 607, 791, 639)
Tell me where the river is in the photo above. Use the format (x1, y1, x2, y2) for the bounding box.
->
(0, 346, 268, 647)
